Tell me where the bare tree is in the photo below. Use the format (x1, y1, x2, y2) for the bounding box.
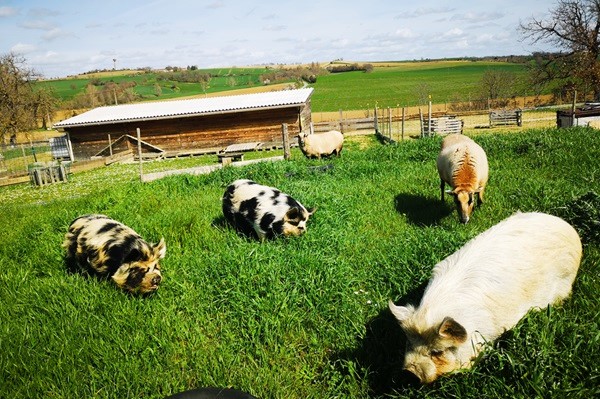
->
(479, 69, 517, 100)
(520, 0, 600, 99)
(0, 53, 52, 143)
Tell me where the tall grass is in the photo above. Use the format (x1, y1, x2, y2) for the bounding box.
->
(0, 128, 598, 398)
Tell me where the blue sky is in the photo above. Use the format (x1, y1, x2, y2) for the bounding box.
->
(1, 0, 555, 78)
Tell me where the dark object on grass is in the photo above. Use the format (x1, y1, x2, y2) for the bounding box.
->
(164, 387, 258, 399)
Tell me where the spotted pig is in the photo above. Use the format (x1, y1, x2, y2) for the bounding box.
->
(222, 179, 315, 240)
(63, 214, 166, 294)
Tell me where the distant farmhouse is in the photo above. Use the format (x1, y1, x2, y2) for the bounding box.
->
(54, 88, 314, 160)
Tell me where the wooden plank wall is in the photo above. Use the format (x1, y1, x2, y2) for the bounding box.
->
(67, 107, 304, 159)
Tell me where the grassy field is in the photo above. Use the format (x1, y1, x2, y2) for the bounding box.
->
(39, 67, 275, 103)
(1, 128, 598, 398)
(38, 61, 530, 113)
(310, 61, 529, 112)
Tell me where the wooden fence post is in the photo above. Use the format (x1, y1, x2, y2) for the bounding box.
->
(282, 123, 291, 160)
(401, 107, 405, 141)
(428, 100, 432, 137)
(388, 107, 392, 139)
(21, 144, 28, 171)
(137, 128, 143, 181)
(339, 109, 344, 133)
(374, 106, 379, 134)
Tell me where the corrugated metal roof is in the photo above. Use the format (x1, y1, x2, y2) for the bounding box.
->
(54, 87, 313, 128)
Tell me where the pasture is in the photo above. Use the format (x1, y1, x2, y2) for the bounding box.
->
(0, 128, 598, 398)
(310, 61, 529, 112)
(38, 61, 531, 113)
(39, 67, 274, 103)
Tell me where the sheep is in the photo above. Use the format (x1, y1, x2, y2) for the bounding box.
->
(63, 214, 166, 294)
(222, 179, 315, 240)
(436, 134, 489, 223)
(388, 212, 582, 383)
(297, 130, 344, 159)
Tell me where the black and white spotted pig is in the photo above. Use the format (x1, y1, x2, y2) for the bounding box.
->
(222, 179, 315, 240)
(63, 214, 166, 294)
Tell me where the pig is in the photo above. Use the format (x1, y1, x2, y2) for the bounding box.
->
(436, 134, 489, 223)
(388, 212, 582, 383)
(222, 179, 315, 240)
(63, 214, 166, 294)
(297, 130, 344, 159)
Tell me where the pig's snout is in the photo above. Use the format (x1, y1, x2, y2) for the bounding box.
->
(403, 361, 438, 384)
(400, 369, 421, 385)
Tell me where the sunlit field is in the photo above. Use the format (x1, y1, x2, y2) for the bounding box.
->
(1, 128, 598, 398)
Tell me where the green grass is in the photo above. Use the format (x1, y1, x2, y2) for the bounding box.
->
(0, 128, 598, 398)
(38, 61, 530, 113)
(311, 61, 528, 112)
(37, 67, 275, 103)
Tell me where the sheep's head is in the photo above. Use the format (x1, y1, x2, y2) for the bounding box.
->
(448, 189, 476, 223)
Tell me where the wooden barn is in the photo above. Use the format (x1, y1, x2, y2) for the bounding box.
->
(53, 88, 314, 160)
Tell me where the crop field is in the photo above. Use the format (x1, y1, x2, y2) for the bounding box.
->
(1, 128, 598, 398)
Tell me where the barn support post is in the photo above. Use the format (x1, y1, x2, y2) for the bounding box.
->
(282, 123, 291, 160)
(137, 128, 143, 181)
(65, 132, 74, 162)
(108, 134, 113, 157)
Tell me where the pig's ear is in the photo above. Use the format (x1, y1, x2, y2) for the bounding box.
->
(388, 301, 413, 323)
(438, 317, 467, 343)
(154, 238, 166, 259)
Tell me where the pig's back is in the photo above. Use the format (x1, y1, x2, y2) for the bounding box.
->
(419, 212, 581, 337)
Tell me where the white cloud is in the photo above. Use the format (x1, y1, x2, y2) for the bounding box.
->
(263, 25, 286, 32)
(20, 20, 55, 30)
(394, 28, 415, 39)
(443, 28, 465, 38)
(42, 28, 72, 41)
(206, 1, 224, 10)
(11, 43, 37, 54)
(452, 11, 505, 23)
(395, 7, 455, 19)
(0, 6, 18, 17)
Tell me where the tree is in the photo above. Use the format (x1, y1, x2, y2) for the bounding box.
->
(0, 53, 50, 143)
(479, 69, 517, 100)
(520, 0, 600, 100)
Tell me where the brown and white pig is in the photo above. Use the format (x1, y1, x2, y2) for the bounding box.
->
(64, 214, 166, 294)
(222, 179, 315, 240)
(297, 130, 344, 159)
(389, 212, 581, 383)
(436, 134, 489, 223)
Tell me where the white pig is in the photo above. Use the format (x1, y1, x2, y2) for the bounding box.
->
(389, 212, 582, 383)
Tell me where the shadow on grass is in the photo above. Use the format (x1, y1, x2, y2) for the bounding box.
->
(394, 193, 453, 226)
(331, 283, 428, 397)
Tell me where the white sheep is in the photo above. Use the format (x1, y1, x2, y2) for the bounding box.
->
(436, 134, 489, 223)
(297, 130, 344, 159)
(389, 212, 582, 383)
